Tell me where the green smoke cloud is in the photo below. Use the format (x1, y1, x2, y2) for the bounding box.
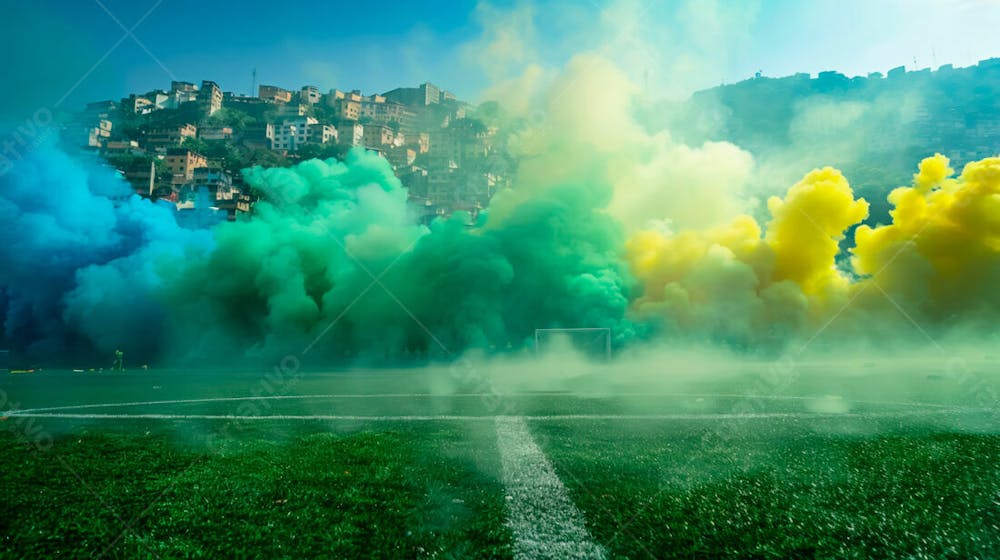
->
(163, 149, 635, 364)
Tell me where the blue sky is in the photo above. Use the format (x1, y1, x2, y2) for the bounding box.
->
(3, 0, 999, 116)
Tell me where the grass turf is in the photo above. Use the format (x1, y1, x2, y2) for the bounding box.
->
(535, 420, 1000, 559)
(0, 423, 512, 559)
(3, 413, 999, 559)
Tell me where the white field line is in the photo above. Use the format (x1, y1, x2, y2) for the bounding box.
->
(9, 394, 492, 415)
(0, 410, 978, 422)
(495, 416, 607, 560)
(5, 393, 960, 415)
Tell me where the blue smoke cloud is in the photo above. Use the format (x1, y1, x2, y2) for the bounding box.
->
(0, 138, 212, 363)
(0, 140, 636, 366)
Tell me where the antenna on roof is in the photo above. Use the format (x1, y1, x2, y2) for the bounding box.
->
(252, 68, 257, 96)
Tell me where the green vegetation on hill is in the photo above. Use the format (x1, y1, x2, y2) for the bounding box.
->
(656, 62, 1000, 158)
(640, 61, 1000, 226)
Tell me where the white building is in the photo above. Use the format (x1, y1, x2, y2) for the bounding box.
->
(336, 122, 364, 146)
(72, 119, 112, 148)
(272, 117, 337, 152)
(312, 124, 337, 145)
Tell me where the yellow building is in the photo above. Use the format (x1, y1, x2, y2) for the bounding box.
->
(258, 85, 292, 103)
(164, 148, 208, 185)
(146, 123, 197, 148)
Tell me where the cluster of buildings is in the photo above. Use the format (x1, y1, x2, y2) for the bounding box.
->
(69, 79, 511, 222)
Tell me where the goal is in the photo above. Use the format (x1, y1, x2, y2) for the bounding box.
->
(534, 328, 612, 360)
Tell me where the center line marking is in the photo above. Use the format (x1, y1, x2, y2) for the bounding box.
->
(495, 416, 607, 560)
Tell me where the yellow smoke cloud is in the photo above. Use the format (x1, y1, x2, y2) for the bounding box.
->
(768, 167, 869, 294)
(473, 41, 1000, 348)
(627, 153, 1000, 345)
(484, 54, 755, 231)
(626, 166, 869, 344)
(852, 154, 1000, 319)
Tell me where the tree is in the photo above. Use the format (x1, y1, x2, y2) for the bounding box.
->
(104, 152, 144, 170)
(236, 149, 290, 170)
(449, 118, 487, 138)
(296, 143, 346, 162)
(203, 107, 258, 134)
(313, 103, 337, 123)
(473, 101, 506, 127)
(180, 137, 210, 155)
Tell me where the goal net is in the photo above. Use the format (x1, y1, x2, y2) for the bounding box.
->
(534, 328, 612, 360)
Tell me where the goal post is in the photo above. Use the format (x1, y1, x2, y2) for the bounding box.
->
(534, 328, 612, 360)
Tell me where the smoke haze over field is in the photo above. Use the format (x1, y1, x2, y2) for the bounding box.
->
(2, 1, 1000, 368)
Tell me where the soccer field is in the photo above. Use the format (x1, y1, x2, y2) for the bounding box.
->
(1, 366, 998, 559)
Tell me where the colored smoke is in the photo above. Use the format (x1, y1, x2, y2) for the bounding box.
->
(2, 55, 1000, 367)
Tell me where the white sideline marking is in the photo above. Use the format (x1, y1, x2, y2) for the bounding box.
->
(8, 392, 958, 415)
(0, 410, 973, 422)
(495, 416, 607, 560)
(11, 394, 492, 414)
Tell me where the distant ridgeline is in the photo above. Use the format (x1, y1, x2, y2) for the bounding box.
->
(644, 59, 1000, 224)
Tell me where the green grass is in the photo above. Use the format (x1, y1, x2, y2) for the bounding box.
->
(0, 424, 512, 559)
(536, 421, 1000, 559)
(3, 413, 999, 559)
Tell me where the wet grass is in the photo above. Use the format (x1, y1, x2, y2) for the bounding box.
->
(0, 424, 512, 559)
(2, 406, 998, 558)
(536, 421, 1000, 559)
